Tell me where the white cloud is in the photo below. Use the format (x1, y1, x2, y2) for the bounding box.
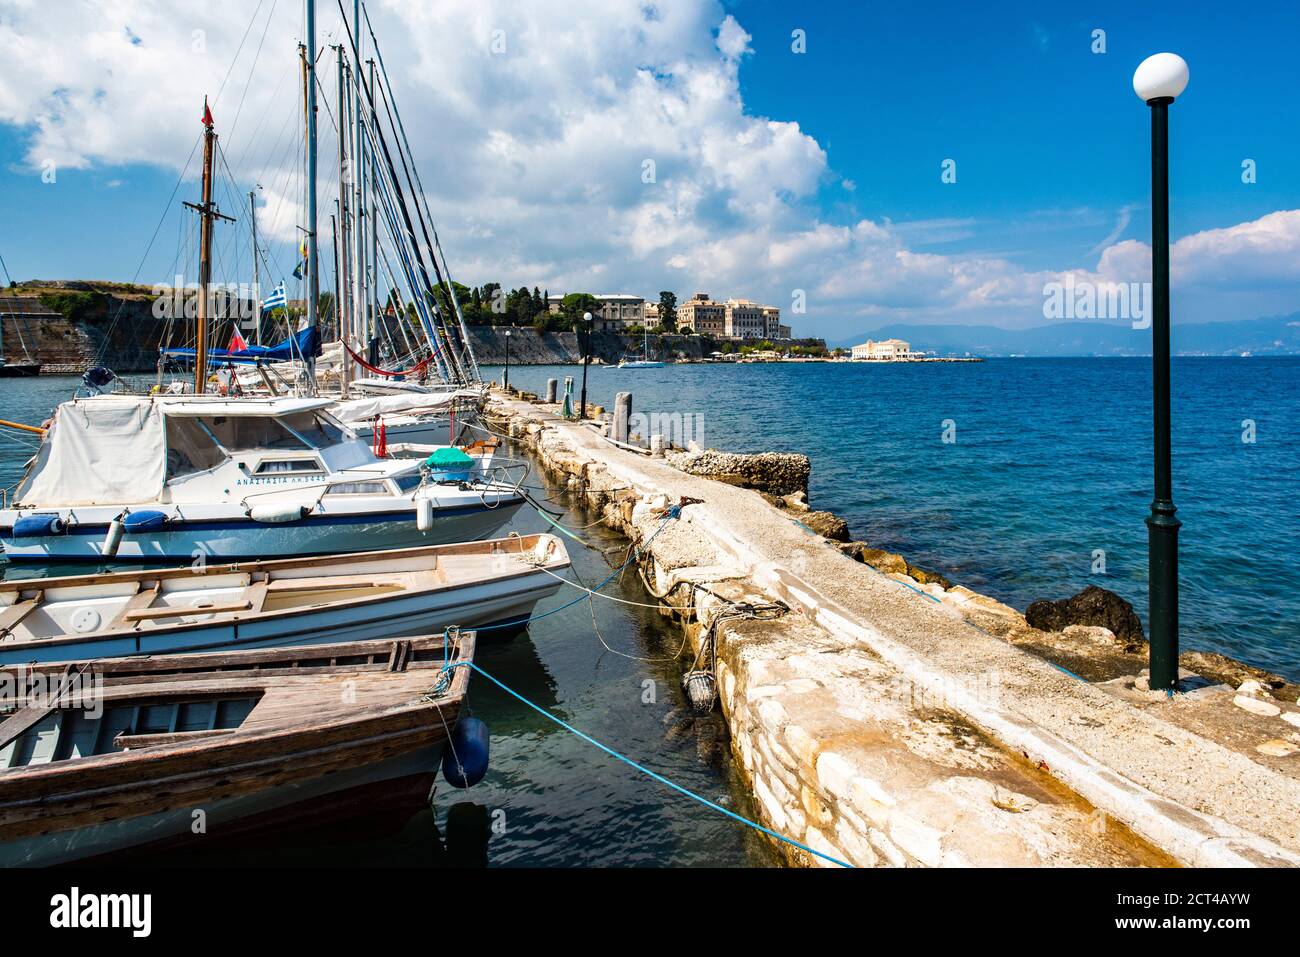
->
(2, 0, 1299, 334)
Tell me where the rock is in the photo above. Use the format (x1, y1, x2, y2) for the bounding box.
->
(1281, 712, 1300, 728)
(1233, 695, 1282, 717)
(1062, 624, 1120, 645)
(905, 562, 952, 590)
(839, 544, 909, 576)
(1237, 679, 1270, 698)
(799, 510, 850, 543)
(664, 448, 811, 497)
(781, 491, 810, 512)
(1255, 739, 1299, 757)
(1178, 651, 1296, 702)
(1025, 585, 1144, 644)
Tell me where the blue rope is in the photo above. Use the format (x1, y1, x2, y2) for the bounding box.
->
(474, 505, 680, 634)
(444, 658, 851, 868)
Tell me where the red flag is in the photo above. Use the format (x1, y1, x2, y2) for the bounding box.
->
(373, 418, 387, 458)
(201, 101, 213, 128)
(228, 328, 247, 351)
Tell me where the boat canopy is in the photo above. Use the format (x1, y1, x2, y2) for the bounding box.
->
(331, 389, 479, 425)
(15, 398, 166, 507)
(160, 326, 321, 367)
(157, 397, 335, 417)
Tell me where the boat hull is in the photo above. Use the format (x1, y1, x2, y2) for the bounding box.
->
(1, 741, 442, 867)
(0, 565, 554, 664)
(0, 500, 523, 564)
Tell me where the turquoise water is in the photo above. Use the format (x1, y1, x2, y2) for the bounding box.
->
(0, 376, 773, 867)
(493, 357, 1300, 680)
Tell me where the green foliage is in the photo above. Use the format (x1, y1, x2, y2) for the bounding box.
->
(657, 290, 677, 329)
(38, 291, 107, 323)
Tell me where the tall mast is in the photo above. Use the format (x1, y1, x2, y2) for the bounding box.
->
(184, 99, 233, 394)
(249, 188, 261, 345)
(303, 0, 320, 387)
(351, 0, 366, 362)
(366, 57, 378, 358)
(335, 45, 353, 394)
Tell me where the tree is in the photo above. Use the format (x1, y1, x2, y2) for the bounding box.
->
(677, 325, 693, 336)
(559, 293, 600, 329)
(657, 290, 677, 329)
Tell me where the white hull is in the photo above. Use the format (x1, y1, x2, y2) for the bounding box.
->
(0, 560, 555, 664)
(1, 501, 522, 564)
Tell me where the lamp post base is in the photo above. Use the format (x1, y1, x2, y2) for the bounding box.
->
(1146, 499, 1181, 691)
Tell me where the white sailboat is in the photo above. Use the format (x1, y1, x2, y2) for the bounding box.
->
(0, 394, 523, 564)
(615, 327, 664, 369)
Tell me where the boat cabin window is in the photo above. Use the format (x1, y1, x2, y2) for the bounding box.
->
(198, 415, 308, 452)
(254, 458, 325, 475)
(325, 481, 391, 495)
(279, 411, 348, 448)
(165, 416, 229, 479)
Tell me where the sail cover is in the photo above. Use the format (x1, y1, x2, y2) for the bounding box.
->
(15, 398, 166, 507)
(160, 326, 321, 366)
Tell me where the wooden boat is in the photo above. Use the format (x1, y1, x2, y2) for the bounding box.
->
(0, 533, 568, 664)
(0, 632, 478, 866)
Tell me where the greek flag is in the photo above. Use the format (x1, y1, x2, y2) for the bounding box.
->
(261, 282, 287, 312)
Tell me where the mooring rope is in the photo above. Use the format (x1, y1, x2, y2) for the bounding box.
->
(437, 656, 851, 868)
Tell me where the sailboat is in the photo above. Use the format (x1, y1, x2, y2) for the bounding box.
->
(0, 269, 41, 377)
(615, 326, 665, 369)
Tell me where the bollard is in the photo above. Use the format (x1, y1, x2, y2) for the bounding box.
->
(650, 434, 665, 457)
(613, 392, 632, 445)
(545, 378, 557, 403)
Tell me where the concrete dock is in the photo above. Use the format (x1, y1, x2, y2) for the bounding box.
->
(486, 388, 1300, 868)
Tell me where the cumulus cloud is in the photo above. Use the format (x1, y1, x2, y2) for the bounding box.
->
(2, 0, 1298, 332)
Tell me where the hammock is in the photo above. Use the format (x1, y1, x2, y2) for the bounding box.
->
(343, 340, 435, 378)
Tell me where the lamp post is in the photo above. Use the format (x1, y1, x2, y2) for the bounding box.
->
(580, 312, 593, 419)
(503, 328, 511, 391)
(1133, 52, 1188, 692)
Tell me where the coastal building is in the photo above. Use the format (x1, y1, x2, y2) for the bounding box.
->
(851, 338, 914, 360)
(678, 293, 727, 336)
(546, 294, 645, 331)
(644, 302, 660, 327)
(724, 299, 767, 339)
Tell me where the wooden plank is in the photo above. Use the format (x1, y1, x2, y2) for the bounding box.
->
(115, 728, 237, 749)
(123, 600, 251, 621)
(108, 582, 160, 629)
(0, 595, 41, 638)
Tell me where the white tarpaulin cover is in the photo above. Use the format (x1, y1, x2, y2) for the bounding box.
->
(331, 390, 476, 424)
(16, 399, 166, 507)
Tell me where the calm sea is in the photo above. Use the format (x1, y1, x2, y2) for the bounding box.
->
(496, 357, 1300, 681)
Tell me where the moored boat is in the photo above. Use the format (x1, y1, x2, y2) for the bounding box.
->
(0, 393, 525, 564)
(0, 631, 481, 866)
(0, 533, 568, 664)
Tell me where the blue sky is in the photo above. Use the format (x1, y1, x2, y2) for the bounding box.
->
(1, 0, 1297, 337)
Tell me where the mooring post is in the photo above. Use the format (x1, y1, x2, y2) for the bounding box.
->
(613, 392, 631, 444)
(545, 378, 557, 403)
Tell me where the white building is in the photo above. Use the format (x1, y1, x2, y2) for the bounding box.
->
(851, 338, 913, 360)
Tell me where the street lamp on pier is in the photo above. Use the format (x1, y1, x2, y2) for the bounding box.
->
(1133, 52, 1189, 692)
(580, 312, 593, 420)
(504, 328, 512, 391)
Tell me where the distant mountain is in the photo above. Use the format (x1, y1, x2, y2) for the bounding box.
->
(832, 315, 1300, 357)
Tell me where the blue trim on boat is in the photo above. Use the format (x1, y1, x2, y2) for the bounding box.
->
(0, 497, 523, 537)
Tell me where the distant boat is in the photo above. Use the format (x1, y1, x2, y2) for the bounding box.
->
(0, 631, 480, 866)
(614, 327, 665, 368)
(0, 361, 40, 378)
(0, 533, 568, 664)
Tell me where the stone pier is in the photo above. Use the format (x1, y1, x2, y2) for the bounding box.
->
(487, 389, 1300, 868)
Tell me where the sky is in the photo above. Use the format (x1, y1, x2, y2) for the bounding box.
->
(1, 0, 1298, 340)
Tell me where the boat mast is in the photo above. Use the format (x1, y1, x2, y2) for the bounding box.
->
(184, 100, 233, 394)
(302, 0, 321, 388)
(351, 0, 366, 367)
(335, 44, 353, 395)
(249, 187, 261, 345)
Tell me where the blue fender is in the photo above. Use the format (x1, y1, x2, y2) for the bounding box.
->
(123, 510, 168, 533)
(12, 513, 66, 538)
(441, 716, 490, 788)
